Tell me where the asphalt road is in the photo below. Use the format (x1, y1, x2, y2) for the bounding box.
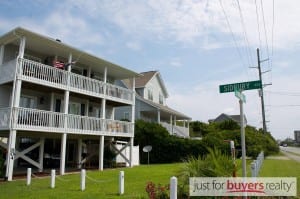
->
(280, 146, 300, 162)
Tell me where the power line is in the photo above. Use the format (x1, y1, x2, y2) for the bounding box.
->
(255, 0, 262, 50)
(266, 105, 300, 107)
(265, 91, 300, 96)
(235, 0, 254, 68)
(260, 0, 271, 70)
(218, 0, 247, 73)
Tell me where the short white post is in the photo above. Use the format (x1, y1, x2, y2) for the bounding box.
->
(51, 169, 56, 188)
(170, 176, 177, 199)
(119, 171, 124, 195)
(251, 161, 257, 177)
(27, 168, 31, 186)
(80, 169, 86, 191)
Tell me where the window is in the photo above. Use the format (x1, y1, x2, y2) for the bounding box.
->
(147, 88, 153, 101)
(69, 102, 81, 115)
(159, 93, 164, 104)
(20, 96, 37, 109)
(124, 112, 130, 121)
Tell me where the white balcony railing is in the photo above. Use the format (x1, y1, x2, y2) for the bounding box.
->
(0, 107, 133, 136)
(160, 122, 189, 138)
(18, 58, 133, 102)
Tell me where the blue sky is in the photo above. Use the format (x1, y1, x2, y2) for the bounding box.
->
(1, 0, 300, 140)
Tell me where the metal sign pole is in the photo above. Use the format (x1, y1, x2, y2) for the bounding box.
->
(239, 98, 246, 178)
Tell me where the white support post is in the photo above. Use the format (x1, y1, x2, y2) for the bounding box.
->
(60, 133, 67, 175)
(87, 66, 91, 78)
(174, 116, 177, 126)
(0, 45, 4, 65)
(77, 139, 82, 169)
(170, 176, 177, 199)
(51, 169, 56, 188)
(99, 135, 104, 171)
(27, 168, 31, 186)
(85, 100, 89, 116)
(50, 93, 55, 111)
(239, 99, 246, 178)
(39, 137, 45, 172)
(119, 171, 124, 195)
(129, 137, 133, 168)
(80, 169, 86, 191)
(157, 110, 160, 123)
(6, 130, 16, 181)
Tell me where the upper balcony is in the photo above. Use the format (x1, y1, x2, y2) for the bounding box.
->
(0, 58, 134, 104)
(0, 107, 134, 137)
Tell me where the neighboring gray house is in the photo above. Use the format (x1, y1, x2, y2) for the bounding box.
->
(115, 71, 191, 138)
(209, 113, 247, 126)
(0, 27, 139, 181)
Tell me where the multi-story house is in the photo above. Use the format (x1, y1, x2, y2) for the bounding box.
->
(115, 71, 191, 138)
(0, 27, 138, 181)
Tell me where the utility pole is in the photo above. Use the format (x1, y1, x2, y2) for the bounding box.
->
(256, 48, 268, 133)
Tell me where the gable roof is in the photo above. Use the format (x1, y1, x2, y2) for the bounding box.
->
(209, 113, 247, 125)
(136, 94, 191, 120)
(122, 71, 169, 97)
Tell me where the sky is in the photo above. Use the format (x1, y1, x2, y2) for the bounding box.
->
(0, 0, 300, 140)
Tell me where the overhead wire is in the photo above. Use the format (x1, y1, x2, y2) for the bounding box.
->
(254, 0, 262, 50)
(218, 0, 248, 75)
(235, 0, 255, 68)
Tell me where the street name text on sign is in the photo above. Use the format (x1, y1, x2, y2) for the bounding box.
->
(219, 80, 262, 93)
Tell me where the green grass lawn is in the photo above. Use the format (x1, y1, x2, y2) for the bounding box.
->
(259, 158, 300, 197)
(0, 164, 182, 199)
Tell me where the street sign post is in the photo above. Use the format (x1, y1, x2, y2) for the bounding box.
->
(219, 80, 262, 93)
(219, 80, 262, 180)
(235, 90, 246, 103)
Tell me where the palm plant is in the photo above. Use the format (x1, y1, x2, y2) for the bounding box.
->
(177, 147, 236, 198)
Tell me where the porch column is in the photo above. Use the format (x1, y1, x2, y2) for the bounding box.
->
(0, 45, 4, 65)
(50, 93, 55, 111)
(170, 115, 173, 135)
(87, 66, 91, 77)
(38, 137, 45, 172)
(174, 116, 177, 126)
(85, 100, 89, 116)
(77, 138, 82, 169)
(99, 135, 104, 171)
(157, 109, 160, 124)
(60, 133, 67, 175)
(6, 36, 26, 181)
(129, 137, 134, 168)
(131, 78, 135, 131)
(102, 67, 107, 128)
(6, 130, 16, 181)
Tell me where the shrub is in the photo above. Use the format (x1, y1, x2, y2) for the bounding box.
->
(145, 181, 169, 199)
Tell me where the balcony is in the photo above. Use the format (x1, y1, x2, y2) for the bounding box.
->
(0, 107, 134, 137)
(0, 58, 134, 104)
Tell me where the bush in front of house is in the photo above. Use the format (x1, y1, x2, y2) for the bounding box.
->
(134, 120, 206, 164)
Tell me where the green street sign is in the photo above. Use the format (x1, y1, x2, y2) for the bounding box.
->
(219, 80, 262, 93)
(235, 90, 246, 103)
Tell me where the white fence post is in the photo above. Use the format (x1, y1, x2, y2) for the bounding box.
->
(50, 169, 55, 188)
(119, 171, 124, 195)
(80, 169, 86, 191)
(170, 176, 177, 199)
(26, 168, 31, 186)
(251, 161, 257, 177)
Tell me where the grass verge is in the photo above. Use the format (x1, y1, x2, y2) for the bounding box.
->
(0, 164, 182, 199)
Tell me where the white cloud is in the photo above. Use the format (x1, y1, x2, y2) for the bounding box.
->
(126, 41, 141, 51)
